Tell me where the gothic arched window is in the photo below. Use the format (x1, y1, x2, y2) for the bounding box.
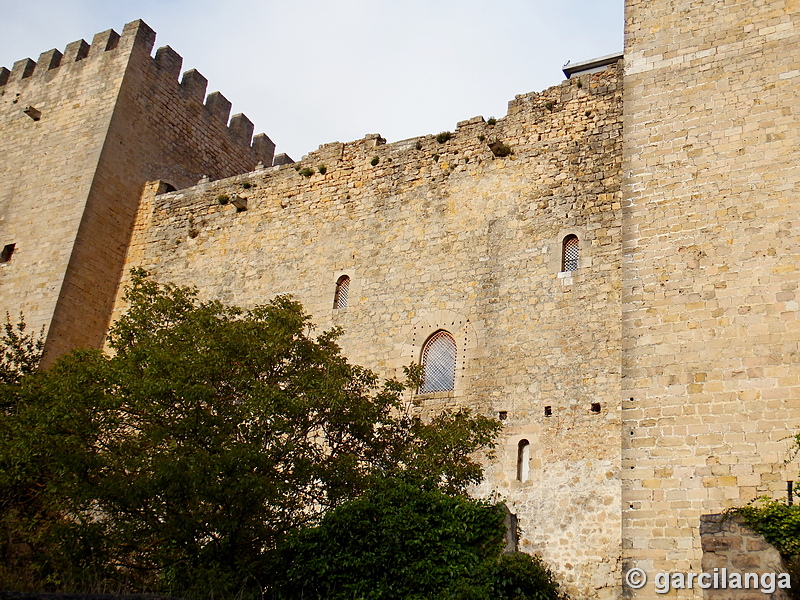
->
(333, 275, 350, 308)
(419, 330, 456, 393)
(562, 235, 579, 272)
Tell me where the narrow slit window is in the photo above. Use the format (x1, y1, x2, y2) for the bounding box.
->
(419, 330, 456, 393)
(1, 244, 15, 263)
(333, 275, 350, 309)
(562, 235, 579, 272)
(517, 439, 530, 482)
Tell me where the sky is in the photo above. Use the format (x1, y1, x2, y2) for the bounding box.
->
(1, 0, 624, 161)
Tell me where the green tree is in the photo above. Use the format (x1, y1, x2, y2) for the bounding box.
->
(0, 271, 500, 597)
(0, 313, 44, 387)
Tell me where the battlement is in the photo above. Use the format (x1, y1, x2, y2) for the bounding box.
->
(0, 20, 152, 87)
(0, 20, 273, 162)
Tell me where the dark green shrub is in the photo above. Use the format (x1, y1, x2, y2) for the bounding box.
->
(436, 131, 452, 144)
(272, 479, 504, 600)
(299, 167, 313, 177)
(732, 499, 800, 556)
(491, 552, 565, 600)
(317, 165, 327, 175)
(487, 117, 497, 125)
(370, 156, 379, 166)
(216, 194, 230, 205)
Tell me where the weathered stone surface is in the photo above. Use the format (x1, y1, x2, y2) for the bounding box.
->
(3, 1, 800, 597)
(621, 0, 800, 593)
(700, 515, 790, 600)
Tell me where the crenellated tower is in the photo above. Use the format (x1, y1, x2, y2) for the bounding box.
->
(622, 0, 800, 595)
(0, 20, 276, 363)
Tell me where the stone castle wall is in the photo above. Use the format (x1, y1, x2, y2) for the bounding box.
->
(113, 65, 624, 599)
(0, 20, 274, 363)
(622, 0, 800, 596)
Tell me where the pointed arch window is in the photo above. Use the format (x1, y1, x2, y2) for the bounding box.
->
(562, 235, 579, 272)
(419, 330, 456, 393)
(333, 275, 350, 309)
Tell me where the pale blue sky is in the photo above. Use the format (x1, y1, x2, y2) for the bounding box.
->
(1, 0, 624, 160)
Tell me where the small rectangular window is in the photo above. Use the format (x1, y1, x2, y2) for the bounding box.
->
(1, 243, 15, 263)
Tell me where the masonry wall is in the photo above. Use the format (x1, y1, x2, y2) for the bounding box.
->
(0, 20, 274, 363)
(622, 1, 800, 597)
(0, 23, 132, 357)
(113, 65, 624, 599)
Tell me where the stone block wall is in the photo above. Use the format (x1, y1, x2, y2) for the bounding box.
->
(0, 20, 275, 363)
(113, 65, 624, 599)
(0, 23, 133, 361)
(622, 0, 800, 596)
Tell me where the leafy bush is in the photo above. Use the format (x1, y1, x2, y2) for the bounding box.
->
(492, 552, 565, 600)
(436, 131, 453, 144)
(299, 167, 314, 177)
(732, 498, 800, 556)
(216, 194, 230, 205)
(370, 156, 379, 166)
(271, 479, 564, 600)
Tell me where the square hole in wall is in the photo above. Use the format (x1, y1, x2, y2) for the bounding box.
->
(1, 243, 15, 263)
(544, 406, 552, 417)
(498, 411, 508, 421)
(591, 403, 602, 413)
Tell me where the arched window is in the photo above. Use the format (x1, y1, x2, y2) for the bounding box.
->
(419, 330, 456, 393)
(562, 235, 579, 272)
(517, 439, 530, 482)
(333, 275, 350, 308)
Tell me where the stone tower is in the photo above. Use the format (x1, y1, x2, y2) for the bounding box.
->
(622, 0, 800, 595)
(0, 20, 275, 363)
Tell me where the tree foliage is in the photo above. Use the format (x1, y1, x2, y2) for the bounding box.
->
(0, 313, 44, 387)
(0, 271, 501, 597)
(733, 498, 800, 557)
